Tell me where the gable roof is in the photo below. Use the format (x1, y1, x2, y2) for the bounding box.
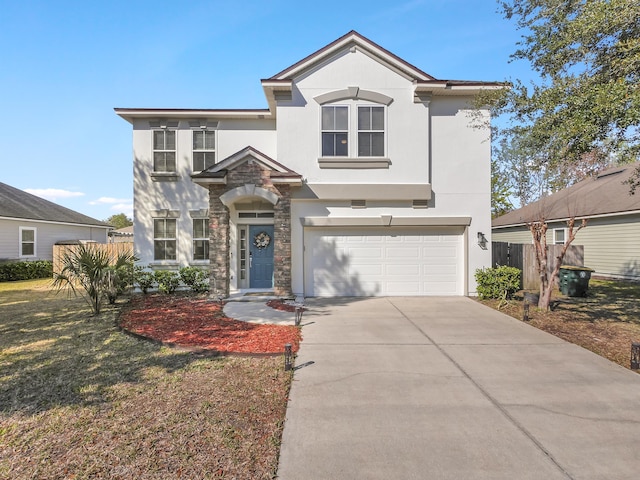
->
(261, 30, 506, 110)
(266, 30, 435, 82)
(191, 146, 303, 186)
(492, 163, 640, 228)
(0, 182, 109, 227)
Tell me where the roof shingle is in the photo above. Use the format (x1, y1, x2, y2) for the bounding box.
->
(492, 163, 640, 227)
(0, 182, 109, 227)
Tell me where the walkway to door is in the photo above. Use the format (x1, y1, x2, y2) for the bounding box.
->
(277, 297, 640, 480)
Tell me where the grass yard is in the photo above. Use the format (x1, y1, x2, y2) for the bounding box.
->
(477, 278, 640, 370)
(0, 279, 291, 479)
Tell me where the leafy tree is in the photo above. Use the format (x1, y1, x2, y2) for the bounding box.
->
(483, 0, 640, 196)
(491, 156, 514, 217)
(105, 213, 133, 229)
(53, 244, 136, 315)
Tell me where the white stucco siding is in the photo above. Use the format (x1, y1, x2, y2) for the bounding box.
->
(0, 218, 108, 261)
(131, 118, 277, 267)
(276, 48, 430, 184)
(429, 98, 492, 293)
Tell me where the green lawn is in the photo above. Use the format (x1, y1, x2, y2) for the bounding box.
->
(0, 279, 290, 479)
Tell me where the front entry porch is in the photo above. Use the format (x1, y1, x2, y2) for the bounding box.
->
(190, 147, 302, 298)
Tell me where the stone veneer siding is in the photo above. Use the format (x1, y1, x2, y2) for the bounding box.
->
(208, 185, 230, 297)
(207, 160, 293, 297)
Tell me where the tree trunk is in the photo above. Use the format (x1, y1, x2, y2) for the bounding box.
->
(527, 217, 587, 310)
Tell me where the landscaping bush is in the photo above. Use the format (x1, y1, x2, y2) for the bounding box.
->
(134, 266, 155, 294)
(0, 260, 53, 282)
(154, 270, 180, 294)
(52, 244, 136, 315)
(179, 266, 210, 294)
(475, 265, 521, 301)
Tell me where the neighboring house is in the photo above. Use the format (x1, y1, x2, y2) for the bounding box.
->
(0, 182, 110, 261)
(108, 226, 134, 243)
(116, 31, 502, 297)
(492, 163, 640, 280)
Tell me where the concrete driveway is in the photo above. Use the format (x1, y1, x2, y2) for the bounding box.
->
(277, 297, 640, 480)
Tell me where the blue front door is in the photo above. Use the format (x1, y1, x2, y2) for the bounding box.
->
(249, 225, 274, 288)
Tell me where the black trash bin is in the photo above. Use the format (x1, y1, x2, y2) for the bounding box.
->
(558, 266, 594, 297)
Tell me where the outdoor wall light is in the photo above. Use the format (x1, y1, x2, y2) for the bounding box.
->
(477, 232, 488, 249)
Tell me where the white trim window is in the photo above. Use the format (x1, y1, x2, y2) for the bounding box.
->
(193, 130, 216, 171)
(321, 106, 348, 156)
(192, 218, 209, 261)
(19, 227, 36, 257)
(358, 106, 385, 156)
(153, 218, 177, 260)
(553, 228, 566, 245)
(153, 130, 176, 172)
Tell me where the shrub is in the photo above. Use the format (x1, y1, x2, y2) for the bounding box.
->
(0, 260, 53, 282)
(475, 266, 521, 302)
(154, 270, 180, 294)
(134, 266, 155, 294)
(52, 244, 136, 315)
(179, 266, 209, 294)
(105, 263, 135, 304)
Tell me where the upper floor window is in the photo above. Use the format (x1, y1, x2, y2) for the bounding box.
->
(154, 218, 176, 260)
(193, 130, 216, 171)
(321, 106, 348, 157)
(153, 130, 176, 172)
(321, 104, 386, 158)
(20, 227, 36, 257)
(358, 106, 385, 157)
(192, 218, 209, 261)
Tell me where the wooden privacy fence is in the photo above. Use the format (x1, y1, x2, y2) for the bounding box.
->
(53, 243, 134, 275)
(492, 242, 584, 291)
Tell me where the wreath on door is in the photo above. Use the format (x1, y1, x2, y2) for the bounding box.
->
(253, 231, 271, 249)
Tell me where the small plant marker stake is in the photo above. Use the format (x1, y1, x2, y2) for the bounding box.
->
(631, 343, 640, 370)
(523, 302, 530, 322)
(284, 343, 293, 371)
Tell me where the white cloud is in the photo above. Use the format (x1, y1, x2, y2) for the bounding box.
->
(25, 188, 85, 201)
(111, 203, 134, 217)
(90, 197, 131, 205)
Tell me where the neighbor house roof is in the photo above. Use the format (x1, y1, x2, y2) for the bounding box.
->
(492, 163, 640, 228)
(0, 182, 109, 227)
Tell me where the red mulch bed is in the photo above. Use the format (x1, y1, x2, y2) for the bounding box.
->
(119, 295, 301, 354)
(266, 299, 305, 313)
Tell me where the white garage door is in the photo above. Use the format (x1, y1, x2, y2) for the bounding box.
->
(305, 227, 464, 297)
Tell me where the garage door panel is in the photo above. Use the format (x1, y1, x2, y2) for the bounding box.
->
(355, 264, 384, 275)
(386, 247, 421, 259)
(348, 247, 383, 258)
(306, 228, 463, 296)
(386, 264, 420, 276)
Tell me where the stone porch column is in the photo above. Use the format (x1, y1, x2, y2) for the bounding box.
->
(209, 185, 230, 297)
(273, 184, 292, 297)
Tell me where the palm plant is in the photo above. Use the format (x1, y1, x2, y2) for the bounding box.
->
(52, 244, 136, 315)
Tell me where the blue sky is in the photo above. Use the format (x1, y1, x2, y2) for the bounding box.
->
(0, 0, 532, 222)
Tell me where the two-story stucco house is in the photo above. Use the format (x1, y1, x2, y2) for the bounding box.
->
(116, 31, 502, 298)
